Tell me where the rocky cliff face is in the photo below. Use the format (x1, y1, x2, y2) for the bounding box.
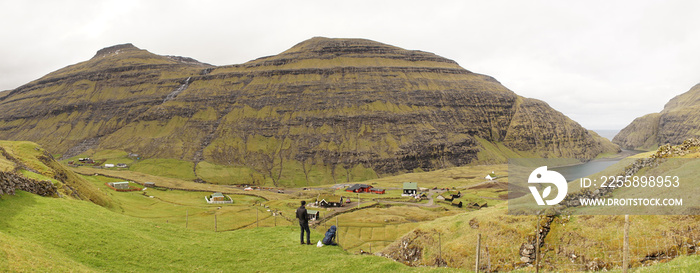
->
(0, 37, 617, 186)
(614, 83, 700, 150)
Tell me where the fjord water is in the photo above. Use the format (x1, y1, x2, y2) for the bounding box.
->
(552, 149, 642, 182)
(547, 129, 636, 181)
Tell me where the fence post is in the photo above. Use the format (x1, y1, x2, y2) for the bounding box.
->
(185, 210, 188, 229)
(215, 214, 218, 232)
(535, 217, 540, 273)
(438, 232, 442, 266)
(623, 215, 630, 273)
(475, 233, 481, 273)
(336, 216, 339, 245)
(256, 206, 259, 228)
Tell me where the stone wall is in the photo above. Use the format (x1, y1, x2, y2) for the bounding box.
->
(0, 171, 58, 197)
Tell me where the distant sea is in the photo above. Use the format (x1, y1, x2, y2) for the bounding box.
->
(592, 129, 620, 141)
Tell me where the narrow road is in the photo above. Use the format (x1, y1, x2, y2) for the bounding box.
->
(375, 191, 438, 207)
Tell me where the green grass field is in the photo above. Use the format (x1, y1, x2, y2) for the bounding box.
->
(325, 205, 461, 254)
(81, 174, 281, 231)
(0, 191, 461, 272)
(2, 139, 699, 272)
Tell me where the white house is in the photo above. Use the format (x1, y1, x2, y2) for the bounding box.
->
(111, 181, 130, 190)
(205, 192, 233, 204)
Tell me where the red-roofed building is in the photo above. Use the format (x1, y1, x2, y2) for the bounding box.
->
(346, 184, 373, 193)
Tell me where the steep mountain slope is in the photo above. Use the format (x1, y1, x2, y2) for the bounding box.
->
(0, 37, 617, 186)
(614, 83, 700, 150)
(0, 140, 110, 206)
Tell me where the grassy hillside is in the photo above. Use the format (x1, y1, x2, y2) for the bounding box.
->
(0, 191, 459, 272)
(1, 139, 697, 272)
(614, 83, 700, 150)
(379, 143, 700, 271)
(0, 140, 111, 207)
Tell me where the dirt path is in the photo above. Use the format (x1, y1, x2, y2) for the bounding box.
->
(375, 191, 438, 208)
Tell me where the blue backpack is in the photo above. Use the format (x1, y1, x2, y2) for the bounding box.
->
(322, 225, 337, 245)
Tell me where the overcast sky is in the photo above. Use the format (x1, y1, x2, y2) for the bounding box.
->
(1, 0, 699, 130)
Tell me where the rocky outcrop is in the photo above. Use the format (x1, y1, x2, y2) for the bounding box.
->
(519, 216, 553, 264)
(0, 141, 110, 206)
(614, 83, 700, 150)
(556, 138, 700, 210)
(0, 37, 618, 186)
(379, 229, 435, 266)
(0, 171, 57, 196)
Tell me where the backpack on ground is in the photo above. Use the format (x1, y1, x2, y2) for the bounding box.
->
(322, 225, 337, 245)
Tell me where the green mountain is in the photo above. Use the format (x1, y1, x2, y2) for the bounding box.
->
(0, 37, 617, 186)
(614, 83, 700, 150)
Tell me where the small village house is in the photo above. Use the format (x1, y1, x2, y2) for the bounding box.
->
(78, 158, 94, 164)
(211, 192, 226, 201)
(116, 163, 128, 168)
(317, 194, 344, 207)
(306, 209, 320, 221)
(467, 202, 488, 209)
(346, 184, 372, 193)
(370, 188, 385, 194)
(206, 192, 233, 204)
(451, 199, 463, 208)
(104, 163, 115, 168)
(440, 193, 454, 202)
(485, 171, 496, 180)
(402, 182, 418, 196)
(111, 182, 129, 190)
(144, 182, 156, 188)
(445, 190, 461, 199)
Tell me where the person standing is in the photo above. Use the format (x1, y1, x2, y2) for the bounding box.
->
(296, 200, 311, 245)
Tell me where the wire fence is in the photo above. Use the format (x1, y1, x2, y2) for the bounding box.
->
(174, 203, 295, 232)
(466, 215, 699, 272)
(172, 202, 697, 272)
(313, 212, 421, 255)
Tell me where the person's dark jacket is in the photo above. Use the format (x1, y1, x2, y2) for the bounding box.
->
(296, 206, 308, 222)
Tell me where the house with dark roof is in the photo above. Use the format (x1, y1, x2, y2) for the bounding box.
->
(451, 199, 463, 208)
(402, 182, 418, 196)
(317, 194, 344, 207)
(370, 188, 385, 194)
(445, 190, 461, 199)
(346, 184, 372, 193)
(467, 202, 488, 209)
(440, 193, 454, 202)
(419, 192, 428, 200)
